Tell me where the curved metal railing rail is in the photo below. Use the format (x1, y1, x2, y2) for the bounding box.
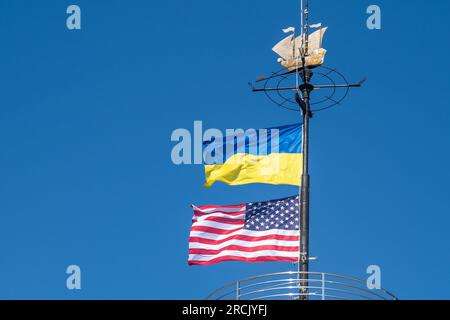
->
(206, 271, 397, 300)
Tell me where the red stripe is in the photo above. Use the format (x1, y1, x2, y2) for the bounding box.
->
(188, 256, 298, 265)
(196, 204, 245, 210)
(189, 234, 299, 245)
(194, 209, 245, 217)
(189, 245, 299, 254)
(200, 216, 245, 225)
(190, 226, 243, 235)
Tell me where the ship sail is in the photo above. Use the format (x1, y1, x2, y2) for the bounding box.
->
(272, 24, 328, 70)
(308, 27, 327, 53)
(272, 34, 295, 61)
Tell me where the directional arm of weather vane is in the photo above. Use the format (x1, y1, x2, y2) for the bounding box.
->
(312, 78, 367, 89)
(252, 82, 365, 92)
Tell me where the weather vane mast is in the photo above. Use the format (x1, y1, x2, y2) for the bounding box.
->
(251, 0, 366, 300)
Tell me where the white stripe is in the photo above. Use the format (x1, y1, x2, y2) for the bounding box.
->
(191, 220, 242, 230)
(193, 206, 245, 214)
(189, 239, 298, 250)
(190, 228, 299, 240)
(189, 249, 298, 261)
(193, 212, 245, 222)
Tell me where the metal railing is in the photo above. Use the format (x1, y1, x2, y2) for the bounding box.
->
(206, 271, 397, 300)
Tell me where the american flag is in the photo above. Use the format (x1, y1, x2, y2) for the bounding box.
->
(188, 195, 300, 265)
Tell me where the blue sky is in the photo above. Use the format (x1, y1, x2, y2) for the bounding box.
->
(0, 0, 449, 299)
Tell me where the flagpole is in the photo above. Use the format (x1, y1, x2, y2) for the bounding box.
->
(298, 0, 311, 300)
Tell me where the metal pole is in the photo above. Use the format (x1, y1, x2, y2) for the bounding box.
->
(299, 73, 311, 300)
(298, 0, 311, 301)
(304, 0, 309, 54)
(321, 273, 325, 300)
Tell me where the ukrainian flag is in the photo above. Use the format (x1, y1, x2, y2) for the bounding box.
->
(203, 123, 303, 187)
